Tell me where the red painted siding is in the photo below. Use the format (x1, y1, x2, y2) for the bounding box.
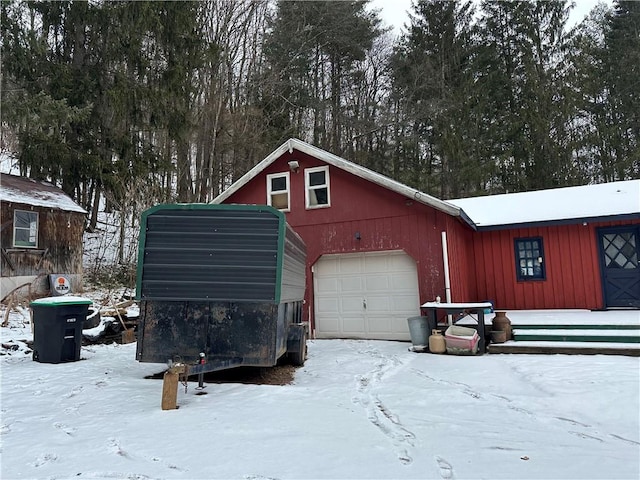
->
(224, 151, 470, 326)
(464, 219, 640, 310)
(442, 216, 477, 303)
(221, 147, 639, 317)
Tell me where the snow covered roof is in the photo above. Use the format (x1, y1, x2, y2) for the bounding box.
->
(449, 179, 640, 229)
(212, 138, 465, 219)
(0, 173, 87, 214)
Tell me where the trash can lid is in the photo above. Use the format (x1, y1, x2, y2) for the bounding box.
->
(30, 296, 93, 307)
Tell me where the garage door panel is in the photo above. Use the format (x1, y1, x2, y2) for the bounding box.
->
(364, 254, 389, 273)
(392, 272, 419, 290)
(390, 253, 415, 269)
(365, 275, 390, 291)
(315, 257, 338, 275)
(318, 317, 340, 336)
(316, 297, 339, 314)
(341, 296, 364, 313)
(316, 277, 338, 294)
(366, 296, 390, 312)
(392, 294, 420, 311)
(340, 276, 363, 292)
(314, 251, 419, 340)
(391, 316, 411, 334)
(339, 256, 362, 274)
(367, 315, 391, 334)
(343, 316, 366, 333)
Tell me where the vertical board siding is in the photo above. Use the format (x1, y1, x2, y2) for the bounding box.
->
(468, 219, 640, 310)
(443, 217, 477, 303)
(225, 154, 457, 325)
(0, 203, 85, 278)
(222, 148, 640, 314)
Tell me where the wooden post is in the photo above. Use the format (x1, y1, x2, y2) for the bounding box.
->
(161, 368, 180, 410)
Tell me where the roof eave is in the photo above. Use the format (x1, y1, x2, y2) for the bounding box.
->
(474, 212, 640, 231)
(1, 196, 88, 214)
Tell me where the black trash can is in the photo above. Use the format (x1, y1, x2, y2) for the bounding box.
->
(30, 296, 92, 363)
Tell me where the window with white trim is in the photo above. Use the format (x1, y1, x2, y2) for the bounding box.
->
(266, 172, 290, 211)
(13, 210, 39, 248)
(305, 166, 330, 209)
(514, 237, 545, 281)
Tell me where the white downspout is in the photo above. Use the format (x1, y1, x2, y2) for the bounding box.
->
(441, 231, 453, 326)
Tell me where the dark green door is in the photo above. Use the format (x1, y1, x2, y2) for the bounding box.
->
(598, 226, 640, 308)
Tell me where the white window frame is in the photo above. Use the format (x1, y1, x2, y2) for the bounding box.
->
(266, 172, 290, 212)
(305, 166, 330, 209)
(13, 209, 39, 248)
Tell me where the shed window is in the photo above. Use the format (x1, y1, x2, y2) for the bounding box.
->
(515, 237, 545, 281)
(13, 210, 39, 248)
(305, 166, 330, 209)
(267, 172, 290, 211)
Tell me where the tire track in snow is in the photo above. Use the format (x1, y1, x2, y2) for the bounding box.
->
(413, 369, 633, 448)
(411, 369, 486, 401)
(350, 343, 415, 465)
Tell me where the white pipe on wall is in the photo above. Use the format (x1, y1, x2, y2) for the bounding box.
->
(441, 231, 452, 303)
(441, 231, 453, 325)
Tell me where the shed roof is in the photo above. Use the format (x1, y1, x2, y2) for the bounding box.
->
(0, 173, 87, 214)
(448, 179, 640, 229)
(212, 138, 466, 220)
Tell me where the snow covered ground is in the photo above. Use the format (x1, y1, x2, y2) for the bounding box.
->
(1, 307, 639, 480)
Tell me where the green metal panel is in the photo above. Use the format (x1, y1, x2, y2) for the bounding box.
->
(273, 209, 285, 304)
(136, 203, 305, 304)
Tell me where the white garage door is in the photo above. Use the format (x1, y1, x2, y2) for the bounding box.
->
(313, 251, 420, 340)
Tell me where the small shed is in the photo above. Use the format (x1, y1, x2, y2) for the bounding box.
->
(0, 173, 87, 299)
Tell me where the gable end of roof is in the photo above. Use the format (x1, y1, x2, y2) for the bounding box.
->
(212, 138, 465, 221)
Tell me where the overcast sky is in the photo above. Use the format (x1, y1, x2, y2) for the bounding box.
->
(371, 0, 610, 35)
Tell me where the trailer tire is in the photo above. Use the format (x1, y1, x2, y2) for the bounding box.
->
(287, 325, 307, 366)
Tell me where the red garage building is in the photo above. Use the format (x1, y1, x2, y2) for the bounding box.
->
(214, 139, 640, 340)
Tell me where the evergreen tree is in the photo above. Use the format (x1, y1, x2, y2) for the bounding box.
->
(602, 0, 640, 179)
(567, 3, 612, 182)
(1, 1, 213, 211)
(475, 0, 576, 192)
(2, 1, 97, 196)
(391, 0, 479, 198)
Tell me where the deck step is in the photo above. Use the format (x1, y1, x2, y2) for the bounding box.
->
(482, 310, 640, 355)
(512, 328, 640, 343)
(489, 340, 640, 356)
(513, 324, 639, 330)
